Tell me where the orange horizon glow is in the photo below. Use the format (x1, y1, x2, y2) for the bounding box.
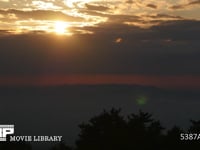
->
(0, 74, 199, 89)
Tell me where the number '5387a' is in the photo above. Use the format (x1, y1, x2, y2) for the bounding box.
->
(180, 133, 200, 140)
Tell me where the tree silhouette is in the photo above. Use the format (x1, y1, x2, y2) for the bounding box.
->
(0, 141, 31, 150)
(164, 126, 184, 149)
(3, 108, 199, 150)
(126, 110, 164, 150)
(188, 120, 200, 133)
(50, 142, 72, 150)
(186, 120, 200, 148)
(76, 108, 127, 150)
(76, 108, 164, 150)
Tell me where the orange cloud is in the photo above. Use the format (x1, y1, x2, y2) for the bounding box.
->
(170, 0, 200, 10)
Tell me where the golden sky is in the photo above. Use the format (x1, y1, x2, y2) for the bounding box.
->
(0, 0, 200, 34)
(0, 0, 200, 89)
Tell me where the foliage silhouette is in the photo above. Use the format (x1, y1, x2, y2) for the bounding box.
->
(188, 120, 200, 133)
(75, 108, 165, 150)
(163, 126, 185, 149)
(50, 142, 72, 150)
(2, 108, 200, 150)
(0, 140, 31, 150)
(75, 108, 200, 150)
(76, 108, 126, 150)
(186, 120, 200, 148)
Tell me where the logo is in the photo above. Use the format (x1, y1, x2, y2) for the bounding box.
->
(0, 125, 14, 141)
(0, 124, 62, 142)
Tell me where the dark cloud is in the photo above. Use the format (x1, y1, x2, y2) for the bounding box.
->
(151, 20, 200, 40)
(126, 0, 134, 4)
(0, 9, 84, 21)
(146, 4, 157, 9)
(190, 0, 200, 5)
(170, 4, 185, 10)
(85, 3, 109, 11)
(147, 14, 183, 19)
(0, 30, 11, 35)
(0, 19, 199, 76)
(170, 0, 200, 10)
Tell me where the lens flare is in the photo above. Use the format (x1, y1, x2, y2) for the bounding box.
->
(136, 96, 148, 106)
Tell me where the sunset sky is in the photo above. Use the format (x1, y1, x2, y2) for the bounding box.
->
(0, 0, 200, 89)
(0, 1, 200, 148)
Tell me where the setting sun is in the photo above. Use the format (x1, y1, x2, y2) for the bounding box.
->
(54, 21, 68, 34)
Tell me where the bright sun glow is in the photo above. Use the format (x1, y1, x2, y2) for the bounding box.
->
(54, 21, 68, 34)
